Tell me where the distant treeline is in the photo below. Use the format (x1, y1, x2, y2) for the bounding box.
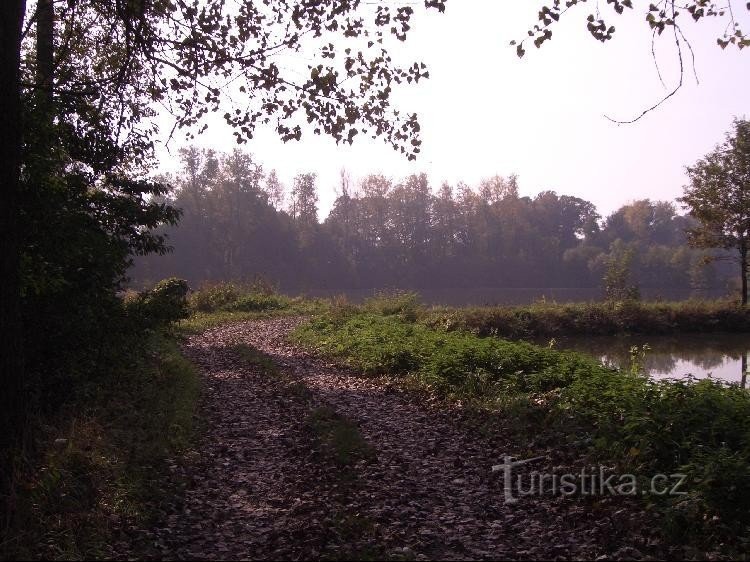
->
(133, 147, 734, 293)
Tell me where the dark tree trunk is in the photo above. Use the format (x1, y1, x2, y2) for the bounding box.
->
(0, 0, 27, 457)
(741, 242, 748, 307)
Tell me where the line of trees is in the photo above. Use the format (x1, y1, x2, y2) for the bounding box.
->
(133, 147, 732, 294)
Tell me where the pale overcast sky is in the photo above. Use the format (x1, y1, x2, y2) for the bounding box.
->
(154, 1, 750, 219)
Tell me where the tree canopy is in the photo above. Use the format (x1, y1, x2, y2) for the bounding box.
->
(682, 118, 750, 304)
(23, 0, 446, 162)
(518, 0, 749, 56)
(0, 0, 447, 471)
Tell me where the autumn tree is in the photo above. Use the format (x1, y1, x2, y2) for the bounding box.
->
(264, 170, 286, 211)
(431, 182, 458, 262)
(290, 173, 319, 228)
(681, 118, 750, 305)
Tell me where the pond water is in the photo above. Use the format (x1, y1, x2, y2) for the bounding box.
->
(542, 333, 750, 386)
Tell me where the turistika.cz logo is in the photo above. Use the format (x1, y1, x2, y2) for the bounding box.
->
(491, 455, 687, 504)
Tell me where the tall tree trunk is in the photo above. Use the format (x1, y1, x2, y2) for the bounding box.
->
(741, 242, 748, 307)
(0, 0, 27, 459)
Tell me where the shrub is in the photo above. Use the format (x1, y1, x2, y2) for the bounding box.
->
(138, 278, 190, 324)
(188, 282, 239, 312)
(123, 278, 190, 333)
(363, 290, 422, 321)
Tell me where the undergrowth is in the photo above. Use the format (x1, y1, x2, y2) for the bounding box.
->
(293, 294, 750, 552)
(178, 282, 328, 334)
(423, 298, 750, 338)
(1, 332, 200, 560)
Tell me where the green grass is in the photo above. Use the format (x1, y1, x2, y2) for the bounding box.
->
(178, 302, 327, 334)
(178, 283, 329, 334)
(293, 305, 750, 550)
(305, 406, 377, 468)
(2, 332, 200, 560)
(229, 342, 280, 376)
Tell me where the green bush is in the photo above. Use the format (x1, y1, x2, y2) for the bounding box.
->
(187, 282, 295, 314)
(123, 278, 190, 332)
(138, 278, 190, 324)
(188, 282, 240, 312)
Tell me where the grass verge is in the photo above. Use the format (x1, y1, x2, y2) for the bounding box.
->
(423, 298, 750, 338)
(292, 302, 750, 553)
(1, 332, 200, 560)
(177, 282, 329, 334)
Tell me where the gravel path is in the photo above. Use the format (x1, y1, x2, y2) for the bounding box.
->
(133, 317, 661, 560)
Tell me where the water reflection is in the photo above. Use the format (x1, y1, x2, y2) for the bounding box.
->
(540, 333, 750, 386)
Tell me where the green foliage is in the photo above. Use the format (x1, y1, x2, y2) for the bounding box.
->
(294, 309, 750, 541)
(188, 282, 241, 312)
(294, 312, 599, 395)
(422, 298, 750, 339)
(179, 294, 327, 335)
(136, 278, 190, 325)
(628, 344, 651, 375)
(559, 371, 750, 536)
(227, 293, 290, 312)
(187, 282, 293, 314)
(362, 291, 423, 321)
(17, 80, 182, 420)
(603, 246, 640, 302)
(682, 118, 750, 305)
